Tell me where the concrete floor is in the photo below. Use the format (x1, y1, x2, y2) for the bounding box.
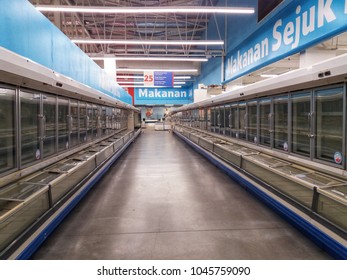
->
(32, 128, 331, 259)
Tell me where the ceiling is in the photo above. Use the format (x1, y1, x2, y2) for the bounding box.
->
(29, 0, 222, 62)
(29, 0, 231, 88)
(28, 0, 347, 91)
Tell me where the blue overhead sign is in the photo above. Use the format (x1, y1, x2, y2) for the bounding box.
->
(154, 71, 174, 87)
(224, 0, 347, 83)
(134, 87, 193, 105)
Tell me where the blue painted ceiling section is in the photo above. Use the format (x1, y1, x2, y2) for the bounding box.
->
(194, 57, 222, 89)
(195, 0, 257, 89)
(225, 0, 260, 52)
(0, 0, 132, 105)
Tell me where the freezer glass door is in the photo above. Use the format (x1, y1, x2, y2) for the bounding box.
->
(292, 92, 311, 157)
(42, 94, 56, 158)
(238, 102, 246, 140)
(247, 101, 257, 143)
(0, 88, 16, 173)
(70, 100, 79, 147)
(274, 96, 288, 151)
(21, 91, 40, 165)
(87, 103, 93, 141)
(79, 102, 87, 144)
(259, 99, 271, 147)
(230, 103, 238, 138)
(58, 97, 69, 151)
(315, 87, 343, 165)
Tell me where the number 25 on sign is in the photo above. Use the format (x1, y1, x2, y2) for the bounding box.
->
(144, 71, 154, 86)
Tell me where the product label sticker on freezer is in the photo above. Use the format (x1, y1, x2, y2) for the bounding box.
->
(283, 142, 288, 152)
(36, 149, 41, 160)
(334, 152, 342, 164)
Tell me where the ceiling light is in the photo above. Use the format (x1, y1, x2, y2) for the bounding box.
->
(260, 74, 279, 78)
(92, 57, 208, 62)
(36, 5, 254, 14)
(116, 75, 193, 80)
(174, 76, 191, 80)
(118, 81, 145, 85)
(74, 39, 223, 46)
(119, 82, 186, 85)
(121, 86, 182, 88)
(116, 75, 144, 80)
(116, 68, 198, 73)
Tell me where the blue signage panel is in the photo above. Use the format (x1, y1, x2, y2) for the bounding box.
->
(134, 87, 193, 105)
(154, 71, 174, 87)
(0, 0, 132, 104)
(224, 0, 347, 83)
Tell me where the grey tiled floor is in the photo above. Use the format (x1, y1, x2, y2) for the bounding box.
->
(32, 129, 331, 259)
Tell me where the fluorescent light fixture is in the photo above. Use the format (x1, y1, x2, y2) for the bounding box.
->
(119, 81, 186, 85)
(116, 75, 193, 80)
(231, 85, 246, 90)
(260, 74, 279, 78)
(116, 75, 143, 79)
(116, 68, 198, 73)
(92, 56, 208, 62)
(36, 5, 254, 14)
(74, 39, 223, 46)
(174, 76, 191, 80)
(118, 81, 145, 85)
(122, 85, 182, 88)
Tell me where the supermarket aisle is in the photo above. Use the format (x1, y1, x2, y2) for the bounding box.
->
(32, 128, 331, 259)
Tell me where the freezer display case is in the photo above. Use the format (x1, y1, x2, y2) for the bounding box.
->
(70, 150, 96, 162)
(182, 129, 191, 138)
(28, 159, 87, 203)
(214, 142, 243, 166)
(122, 133, 130, 143)
(317, 185, 347, 231)
(189, 132, 201, 144)
(214, 142, 258, 167)
(108, 135, 124, 150)
(0, 182, 50, 252)
(0, 88, 16, 174)
(69, 150, 97, 174)
(198, 135, 215, 151)
(92, 143, 114, 166)
(242, 154, 315, 207)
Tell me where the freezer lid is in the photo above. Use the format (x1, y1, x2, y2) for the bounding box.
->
(72, 151, 95, 161)
(27, 172, 62, 184)
(0, 200, 22, 217)
(275, 165, 311, 176)
(233, 147, 258, 156)
(295, 172, 345, 187)
(88, 145, 106, 152)
(45, 160, 80, 172)
(215, 142, 242, 151)
(319, 185, 347, 205)
(0, 182, 48, 200)
(244, 154, 290, 168)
